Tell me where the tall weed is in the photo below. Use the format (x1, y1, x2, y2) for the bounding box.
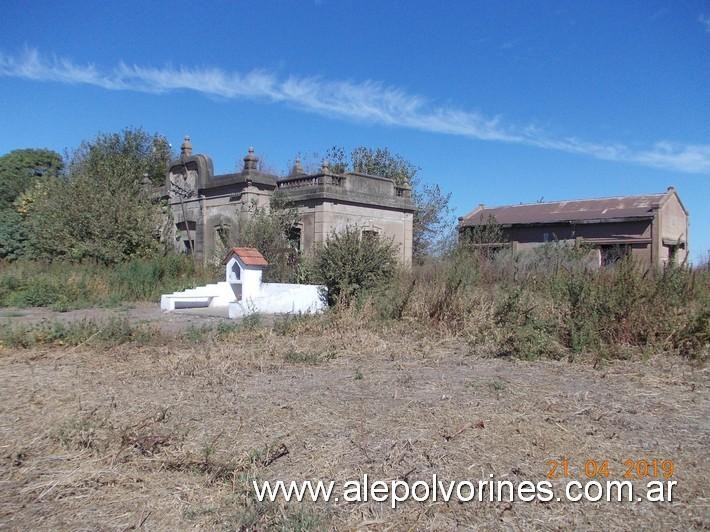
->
(0, 255, 216, 309)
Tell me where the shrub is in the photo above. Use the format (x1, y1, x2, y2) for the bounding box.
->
(314, 226, 398, 305)
(494, 287, 564, 359)
(673, 299, 709, 359)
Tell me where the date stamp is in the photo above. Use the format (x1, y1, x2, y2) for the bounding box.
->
(546, 459, 675, 480)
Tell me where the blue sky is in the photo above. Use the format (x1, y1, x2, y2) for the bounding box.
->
(1, 0, 708, 261)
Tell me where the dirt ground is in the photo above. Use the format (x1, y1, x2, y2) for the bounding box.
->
(0, 310, 708, 530)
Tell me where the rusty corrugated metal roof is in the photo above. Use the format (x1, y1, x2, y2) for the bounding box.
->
(460, 193, 667, 226)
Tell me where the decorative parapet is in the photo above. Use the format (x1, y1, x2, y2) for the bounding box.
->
(277, 173, 346, 189)
(277, 171, 415, 212)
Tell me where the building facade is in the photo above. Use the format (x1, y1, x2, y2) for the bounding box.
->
(458, 188, 689, 269)
(164, 138, 415, 265)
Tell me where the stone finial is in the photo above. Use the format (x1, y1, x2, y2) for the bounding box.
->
(320, 159, 330, 173)
(243, 146, 258, 171)
(180, 136, 192, 159)
(290, 157, 304, 176)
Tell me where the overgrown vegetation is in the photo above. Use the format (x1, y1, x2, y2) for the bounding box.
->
(322, 242, 709, 362)
(0, 254, 214, 310)
(0, 318, 156, 349)
(1, 128, 172, 264)
(0, 132, 706, 363)
(230, 192, 303, 282)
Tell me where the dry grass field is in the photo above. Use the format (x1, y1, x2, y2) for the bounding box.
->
(1, 310, 708, 530)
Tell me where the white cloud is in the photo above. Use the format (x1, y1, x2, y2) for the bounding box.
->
(1, 48, 709, 174)
(700, 14, 710, 33)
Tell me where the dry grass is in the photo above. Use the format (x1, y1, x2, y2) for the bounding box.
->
(1, 316, 708, 530)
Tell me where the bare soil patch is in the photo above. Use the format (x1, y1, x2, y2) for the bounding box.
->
(0, 315, 708, 530)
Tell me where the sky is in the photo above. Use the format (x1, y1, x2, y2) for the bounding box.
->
(1, 0, 708, 261)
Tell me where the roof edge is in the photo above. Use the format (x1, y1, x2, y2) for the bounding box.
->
(460, 214, 656, 228)
(660, 186, 689, 216)
(463, 191, 668, 216)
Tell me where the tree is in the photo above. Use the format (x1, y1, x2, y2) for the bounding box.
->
(0, 148, 63, 208)
(460, 214, 505, 247)
(315, 146, 453, 259)
(0, 208, 29, 260)
(68, 127, 172, 187)
(324, 146, 349, 174)
(0, 148, 63, 259)
(232, 192, 302, 282)
(23, 128, 171, 263)
(412, 183, 454, 258)
(350, 146, 417, 186)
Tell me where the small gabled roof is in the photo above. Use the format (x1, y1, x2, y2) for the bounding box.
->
(222, 247, 269, 267)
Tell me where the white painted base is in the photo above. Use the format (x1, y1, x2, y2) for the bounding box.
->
(228, 283, 325, 318)
(161, 281, 326, 318)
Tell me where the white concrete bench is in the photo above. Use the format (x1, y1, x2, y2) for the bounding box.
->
(160, 295, 214, 311)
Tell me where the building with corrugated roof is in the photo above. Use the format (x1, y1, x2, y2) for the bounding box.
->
(458, 187, 689, 269)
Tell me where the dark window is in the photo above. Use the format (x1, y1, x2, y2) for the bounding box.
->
(216, 225, 230, 247)
(600, 244, 629, 267)
(287, 227, 302, 253)
(176, 220, 196, 231)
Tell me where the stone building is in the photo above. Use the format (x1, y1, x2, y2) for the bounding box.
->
(164, 137, 415, 265)
(458, 188, 689, 269)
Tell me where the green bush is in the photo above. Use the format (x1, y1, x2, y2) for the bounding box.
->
(494, 287, 564, 359)
(314, 226, 398, 305)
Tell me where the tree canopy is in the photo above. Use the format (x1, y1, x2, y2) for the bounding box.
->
(232, 192, 302, 282)
(17, 128, 171, 264)
(0, 149, 63, 259)
(320, 145, 453, 259)
(67, 128, 172, 187)
(0, 148, 63, 209)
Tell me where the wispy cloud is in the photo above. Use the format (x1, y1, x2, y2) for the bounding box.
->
(1, 48, 708, 174)
(700, 13, 710, 33)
